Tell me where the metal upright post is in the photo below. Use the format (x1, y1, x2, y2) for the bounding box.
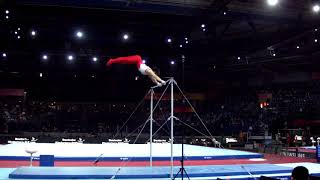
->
(150, 89, 154, 167)
(30, 153, 33, 166)
(170, 78, 174, 179)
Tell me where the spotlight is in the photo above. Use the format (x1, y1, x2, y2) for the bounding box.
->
(223, 12, 227, 15)
(17, 36, 20, 39)
(201, 24, 206, 28)
(68, 55, 74, 61)
(185, 41, 189, 44)
(202, 28, 206, 32)
(42, 55, 48, 60)
(313, 4, 320, 13)
(76, 31, 83, 38)
(185, 37, 188, 40)
(273, 53, 276, 56)
(18, 28, 20, 31)
(123, 34, 129, 40)
(179, 44, 183, 48)
(5, 16, 9, 19)
(39, 73, 43, 77)
(267, 0, 278, 6)
(167, 38, 172, 43)
(142, 59, 146, 64)
(5, 10, 9, 14)
(2, 53, 7, 57)
(296, 45, 300, 49)
(315, 28, 318, 31)
(170, 60, 175, 65)
(315, 39, 318, 42)
(237, 57, 241, 60)
(14, 31, 17, 34)
(31, 30, 36, 36)
(92, 57, 98, 62)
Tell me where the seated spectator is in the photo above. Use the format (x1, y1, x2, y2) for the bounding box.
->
(291, 166, 309, 180)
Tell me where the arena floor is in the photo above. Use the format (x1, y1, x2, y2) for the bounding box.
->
(0, 143, 319, 179)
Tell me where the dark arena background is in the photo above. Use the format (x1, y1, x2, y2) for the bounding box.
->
(1, 0, 320, 179)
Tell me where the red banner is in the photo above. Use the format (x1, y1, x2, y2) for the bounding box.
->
(174, 106, 193, 113)
(0, 89, 25, 96)
(312, 72, 320, 80)
(258, 93, 272, 102)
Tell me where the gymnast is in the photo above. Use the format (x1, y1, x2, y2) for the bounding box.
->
(107, 55, 166, 86)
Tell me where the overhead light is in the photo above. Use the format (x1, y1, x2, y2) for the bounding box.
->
(31, 30, 36, 36)
(296, 45, 300, 49)
(76, 31, 83, 38)
(5, 10, 9, 14)
(42, 55, 48, 60)
(5, 16, 9, 19)
(14, 31, 17, 34)
(179, 44, 183, 48)
(18, 28, 20, 31)
(237, 57, 241, 60)
(39, 73, 43, 77)
(68, 55, 74, 61)
(123, 33, 129, 40)
(185, 37, 188, 40)
(92, 57, 98, 62)
(315, 39, 318, 43)
(273, 53, 276, 56)
(223, 12, 227, 15)
(167, 38, 172, 43)
(17, 36, 21, 39)
(313, 4, 320, 13)
(315, 28, 318, 31)
(267, 0, 278, 6)
(2, 53, 7, 57)
(170, 60, 175, 65)
(185, 41, 189, 44)
(201, 24, 206, 28)
(202, 28, 206, 32)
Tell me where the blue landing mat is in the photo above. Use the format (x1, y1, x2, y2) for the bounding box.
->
(0, 144, 263, 162)
(0, 168, 15, 180)
(9, 164, 295, 179)
(0, 154, 263, 161)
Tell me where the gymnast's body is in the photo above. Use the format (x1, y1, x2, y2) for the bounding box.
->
(107, 55, 166, 86)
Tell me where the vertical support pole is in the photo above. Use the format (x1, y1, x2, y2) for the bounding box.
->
(170, 78, 174, 179)
(150, 89, 154, 167)
(30, 153, 33, 166)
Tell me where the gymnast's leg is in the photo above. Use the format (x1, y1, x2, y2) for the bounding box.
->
(107, 55, 142, 68)
(106, 55, 166, 86)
